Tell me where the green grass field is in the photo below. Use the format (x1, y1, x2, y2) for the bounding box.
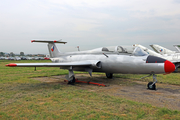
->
(1, 60, 180, 119)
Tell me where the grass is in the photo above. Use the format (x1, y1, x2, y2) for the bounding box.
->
(114, 72, 180, 85)
(1, 60, 180, 119)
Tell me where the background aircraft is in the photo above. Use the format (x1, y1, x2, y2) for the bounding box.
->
(173, 45, 180, 52)
(6, 40, 175, 90)
(150, 44, 179, 55)
(134, 44, 180, 72)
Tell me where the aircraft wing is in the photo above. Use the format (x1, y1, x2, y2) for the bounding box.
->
(6, 60, 101, 69)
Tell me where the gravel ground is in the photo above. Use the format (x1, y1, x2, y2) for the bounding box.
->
(33, 74, 180, 111)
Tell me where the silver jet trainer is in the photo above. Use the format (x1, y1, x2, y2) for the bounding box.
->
(6, 40, 176, 90)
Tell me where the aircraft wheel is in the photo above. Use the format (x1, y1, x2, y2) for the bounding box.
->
(68, 76, 75, 85)
(173, 67, 178, 73)
(106, 73, 113, 79)
(147, 82, 156, 90)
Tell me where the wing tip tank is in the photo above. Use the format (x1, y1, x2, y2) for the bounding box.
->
(6, 63, 17, 67)
(31, 40, 35, 43)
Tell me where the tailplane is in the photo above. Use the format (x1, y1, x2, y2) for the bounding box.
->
(31, 40, 67, 58)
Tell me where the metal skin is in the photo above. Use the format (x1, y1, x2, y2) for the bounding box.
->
(173, 45, 180, 52)
(150, 44, 178, 55)
(52, 54, 162, 74)
(150, 44, 180, 62)
(6, 40, 176, 90)
(134, 44, 180, 71)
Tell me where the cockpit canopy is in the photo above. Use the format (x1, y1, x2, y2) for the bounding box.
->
(101, 46, 148, 56)
(102, 46, 133, 53)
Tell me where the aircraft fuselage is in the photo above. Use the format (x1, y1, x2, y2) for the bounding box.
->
(51, 53, 171, 74)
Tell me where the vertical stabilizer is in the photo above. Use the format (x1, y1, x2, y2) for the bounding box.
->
(173, 45, 180, 52)
(150, 44, 175, 55)
(31, 40, 67, 58)
(47, 43, 61, 58)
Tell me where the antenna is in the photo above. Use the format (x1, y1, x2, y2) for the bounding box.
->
(77, 46, 80, 51)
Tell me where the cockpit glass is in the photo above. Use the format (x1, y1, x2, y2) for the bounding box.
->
(121, 46, 134, 53)
(101, 46, 148, 56)
(117, 46, 123, 53)
(102, 46, 116, 52)
(133, 47, 148, 56)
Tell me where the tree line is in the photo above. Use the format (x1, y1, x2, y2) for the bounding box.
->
(0, 52, 46, 57)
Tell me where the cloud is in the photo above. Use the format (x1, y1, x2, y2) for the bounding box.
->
(0, 0, 180, 54)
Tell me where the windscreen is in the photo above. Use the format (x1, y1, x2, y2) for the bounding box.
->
(133, 47, 148, 56)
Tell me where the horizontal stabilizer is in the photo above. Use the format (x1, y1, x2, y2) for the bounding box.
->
(31, 40, 67, 44)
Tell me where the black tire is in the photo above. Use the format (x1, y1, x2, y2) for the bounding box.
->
(72, 76, 75, 83)
(173, 67, 178, 73)
(106, 73, 113, 79)
(147, 82, 156, 90)
(68, 76, 75, 85)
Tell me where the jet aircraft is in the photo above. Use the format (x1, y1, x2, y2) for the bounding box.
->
(6, 40, 176, 90)
(150, 44, 179, 55)
(173, 45, 180, 52)
(134, 44, 180, 72)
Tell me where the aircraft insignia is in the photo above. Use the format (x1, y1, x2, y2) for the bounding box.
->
(51, 46, 54, 52)
(160, 49, 163, 52)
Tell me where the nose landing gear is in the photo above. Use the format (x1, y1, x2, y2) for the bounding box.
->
(147, 74, 157, 90)
(141, 74, 157, 90)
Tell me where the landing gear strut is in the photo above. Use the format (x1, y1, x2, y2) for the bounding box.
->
(147, 74, 157, 90)
(65, 68, 76, 85)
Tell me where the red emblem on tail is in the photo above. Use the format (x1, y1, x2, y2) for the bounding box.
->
(51, 46, 54, 52)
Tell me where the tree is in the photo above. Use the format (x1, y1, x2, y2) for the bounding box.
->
(0, 52, 4, 56)
(20, 52, 24, 56)
(10, 52, 15, 57)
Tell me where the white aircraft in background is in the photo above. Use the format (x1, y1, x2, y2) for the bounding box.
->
(134, 44, 180, 72)
(6, 40, 176, 90)
(173, 45, 180, 52)
(150, 44, 180, 55)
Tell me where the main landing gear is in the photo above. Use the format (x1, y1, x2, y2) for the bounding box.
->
(67, 76, 76, 85)
(141, 74, 157, 90)
(64, 75, 107, 87)
(65, 69, 106, 86)
(106, 73, 113, 79)
(65, 68, 76, 85)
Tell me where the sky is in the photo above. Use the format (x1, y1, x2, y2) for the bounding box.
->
(0, 0, 180, 54)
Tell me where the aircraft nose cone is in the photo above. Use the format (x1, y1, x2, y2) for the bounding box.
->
(164, 60, 176, 74)
(146, 55, 175, 74)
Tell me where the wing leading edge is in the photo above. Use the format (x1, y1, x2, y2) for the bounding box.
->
(6, 60, 101, 69)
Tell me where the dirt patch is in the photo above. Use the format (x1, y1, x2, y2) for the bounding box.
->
(32, 74, 180, 111)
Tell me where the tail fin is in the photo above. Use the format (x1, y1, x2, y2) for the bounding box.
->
(31, 40, 67, 58)
(173, 45, 180, 52)
(150, 44, 175, 55)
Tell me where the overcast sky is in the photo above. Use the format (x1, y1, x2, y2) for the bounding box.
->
(0, 0, 180, 54)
